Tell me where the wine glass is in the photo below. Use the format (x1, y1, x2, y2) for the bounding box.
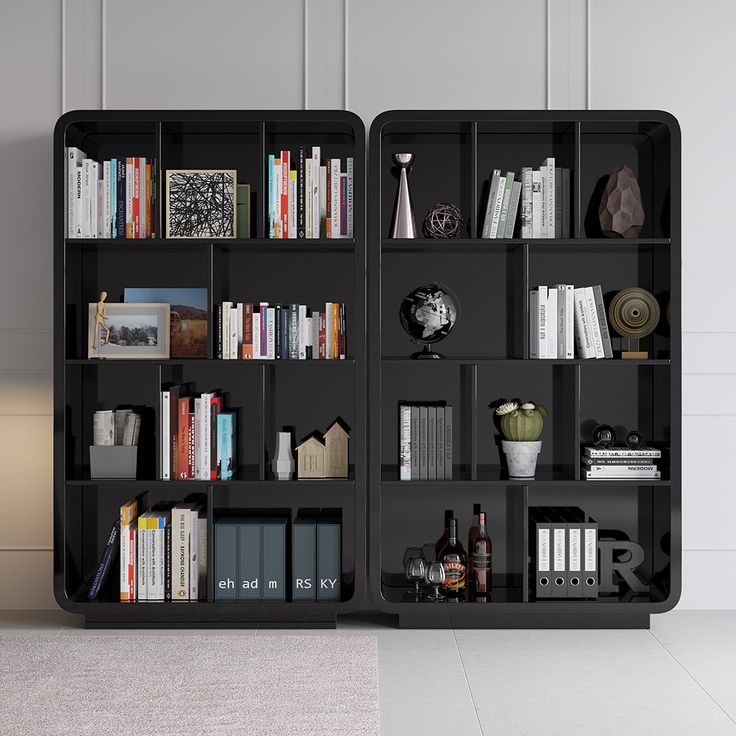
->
(425, 561, 446, 601)
(402, 546, 426, 570)
(405, 556, 427, 597)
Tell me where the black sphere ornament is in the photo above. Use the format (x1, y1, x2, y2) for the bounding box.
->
(593, 424, 616, 448)
(625, 430, 644, 449)
(423, 202, 464, 239)
(399, 282, 460, 359)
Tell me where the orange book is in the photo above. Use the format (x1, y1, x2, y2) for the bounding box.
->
(145, 162, 152, 239)
(280, 151, 290, 239)
(120, 500, 138, 602)
(331, 303, 340, 359)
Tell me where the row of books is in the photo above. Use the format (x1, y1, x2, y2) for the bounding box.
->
(86, 492, 206, 602)
(92, 408, 140, 447)
(398, 402, 453, 481)
(214, 510, 341, 602)
(581, 445, 662, 480)
(481, 159, 571, 239)
(66, 147, 155, 239)
(268, 148, 353, 239)
(529, 284, 613, 359)
(217, 302, 347, 360)
(160, 387, 236, 481)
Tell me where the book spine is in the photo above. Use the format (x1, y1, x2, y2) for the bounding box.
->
(90, 161, 99, 238)
(119, 522, 134, 602)
(319, 165, 327, 237)
(339, 303, 346, 359)
(210, 396, 222, 480)
(252, 307, 260, 360)
(537, 285, 548, 359)
(73, 167, 84, 238)
(86, 520, 119, 600)
(520, 167, 533, 238)
(481, 169, 501, 238)
(584, 286, 605, 358)
(110, 158, 117, 239)
(125, 157, 134, 238)
(583, 447, 661, 458)
(189, 509, 199, 600)
(496, 172, 514, 238)
(81, 159, 92, 238)
(444, 406, 453, 479)
(311, 147, 321, 239)
(319, 311, 326, 359)
(504, 180, 522, 238)
(133, 157, 141, 238)
(529, 289, 539, 359)
(573, 287, 594, 358)
(177, 397, 190, 480)
(331, 303, 339, 359)
(267, 154, 274, 238)
(138, 158, 146, 239)
(273, 156, 282, 238)
(280, 150, 289, 239)
(419, 405, 428, 480)
(298, 304, 307, 359)
(427, 406, 437, 480)
(542, 158, 555, 238)
(201, 393, 211, 481)
(410, 406, 420, 480)
(399, 404, 411, 481)
(305, 152, 313, 239)
(267, 307, 276, 359)
(346, 157, 354, 238)
(242, 303, 253, 359)
(330, 159, 341, 239)
(340, 173, 348, 237)
(102, 160, 111, 238)
(564, 284, 575, 359)
(96, 178, 104, 238)
(161, 391, 170, 480)
(561, 168, 571, 238)
(554, 167, 562, 238)
(304, 313, 312, 359)
(325, 159, 332, 238)
(592, 284, 614, 359)
(288, 170, 297, 238)
(280, 306, 289, 360)
(324, 302, 332, 359)
(145, 162, 152, 238)
(187, 411, 195, 479)
(289, 304, 299, 359)
(556, 285, 567, 359)
(531, 170, 542, 239)
(164, 522, 172, 601)
(297, 146, 306, 238)
(217, 413, 235, 481)
(583, 465, 661, 477)
(546, 286, 557, 359)
(172, 508, 189, 600)
(116, 159, 125, 238)
(581, 456, 655, 465)
(311, 311, 320, 360)
(436, 407, 445, 480)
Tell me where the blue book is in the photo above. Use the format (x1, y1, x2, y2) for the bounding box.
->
(217, 412, 235, 480)
(86, 519, 120, 600)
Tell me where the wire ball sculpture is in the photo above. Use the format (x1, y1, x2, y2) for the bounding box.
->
(422, 202, 464, 239)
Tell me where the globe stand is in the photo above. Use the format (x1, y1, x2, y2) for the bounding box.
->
(411, 345, 444, 360)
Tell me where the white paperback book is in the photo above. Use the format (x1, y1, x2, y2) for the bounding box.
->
(193, 397, 202, 479)
(529, 289, 539, 359)
(555, 284, 575, 359)
(305, 157, 313, 238)
(312, 147, 321, 239)
(346, 157, 354, 238)
(161, 391, 170, 480)
(482, 170, 503, 238)
(584, 286, 605, 358)
(267, 307, 276, 359)
(537, 285, 549, 359)
(520, 167, 533, 238)
(298, 304, 308, 359)
(531, 170, 542, 239)
(489, 175, 507, 238)
(504, 180, 522, 238)
(330, 159, 341, 238)
(399, 404, 411, 480)
(66, 147, 87, 237)
(546, 287, 557, 359)
(573, 288, 595, 358)
(541, 158, 555, 238)
(252, 308, 261, 359)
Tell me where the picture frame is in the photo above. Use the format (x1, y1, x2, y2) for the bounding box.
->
(165, 169, 237, 239)
(88, 302, 170, 359)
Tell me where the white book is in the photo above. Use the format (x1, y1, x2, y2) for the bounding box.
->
(96, 178, 104, 238)
(189, 508, 200, 601)
(252, 309, 261, 360)
(537, 285, 548, 359)
(298, 304, 307, 359)
(311, 147, 321, 239)
(319, 165, 327, 238)
(325, 302, 333, 360)
(171, 504, 194, 601)
(554, 284, 575, 359)
(541, 157, 555, 237)
(194, 397, 202, 480)
(592, 284, 614, 359)
(583, 465, 661, 479)
(584, 286, 605, 358)
(529, 289, 539, 359)
(102, 160, 111, 237)
(482, 169, 502, 238)
(305, 159, 313, 238)
(304, 315, 312, 357)
(152, 514, 168, 601)
(496, 172, 515, 238)
(267, 307, 276, 359)
(346, 157, 354, 238)
(330, 159, 341, 238)
(504, 180, 522, 238)
(137, 512, 150, 603)
(546, 286, 557, 359)
(66, 147, 86, 237)
(489, 174, 506, 238)
(520, 167, 533, 239)
(222, 302, 232, 360)
(399, 404, 411, 481)
(81, 159, 93, 238)
(161, 391, 170, 480)
(583, 446, 662, 458)
(555, 285, 566, 359)
(288, 173, 297, 239)
(91, 160, 100, 238)
(229, 303, 239, 360)
(531, 170, 542, 239)
(73, 167, 84, 238)
(200, 392, 212, 480)
(573, 288, 595, 358)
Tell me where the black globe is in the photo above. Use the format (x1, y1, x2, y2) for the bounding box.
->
(399, 283, 459, 346)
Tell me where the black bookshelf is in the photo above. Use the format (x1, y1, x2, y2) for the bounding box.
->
(368, 110, 681, 628)
(53, 110, 366, 627)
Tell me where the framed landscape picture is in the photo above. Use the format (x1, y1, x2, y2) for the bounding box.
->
(165, 169, 237, 238)
(124, 287, 208, 358)
(88, 301, 170, 359)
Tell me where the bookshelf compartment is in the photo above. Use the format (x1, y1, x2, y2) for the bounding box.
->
(476, 363, 577, 482)
(64, 120, 157, 165)
(379, 120, 473, 238)
(580, 120, 672, 239)
(527, 484, 672, 604)
(380, 248, 524, 360)
(64, 364, 159, 482)
(527, 243, 671, 359)
(379, 484, 525, 603)
(160, 120, 261, 238)
(476, 120, 576, 238)
(65, 241, 210, 360)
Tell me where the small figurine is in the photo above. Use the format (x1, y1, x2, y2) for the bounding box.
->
(295, 417, 350, 479)
(92, 290, 110, 349)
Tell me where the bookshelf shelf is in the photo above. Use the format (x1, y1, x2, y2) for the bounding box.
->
(54, 109, 366, 628)
(369, 110, 681, 628)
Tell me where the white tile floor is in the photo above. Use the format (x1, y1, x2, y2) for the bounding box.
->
(2, 610, 736, 735)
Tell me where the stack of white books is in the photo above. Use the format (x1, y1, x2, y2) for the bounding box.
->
(581, 446, 662, 480)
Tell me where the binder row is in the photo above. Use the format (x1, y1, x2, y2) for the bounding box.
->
(532, 508, 598, 599)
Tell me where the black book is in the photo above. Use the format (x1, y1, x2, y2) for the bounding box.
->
(86, 519, 120, 600)
(297, 146, 306, 238)
(216, 303, 223, 359)
(164, 521, 172, 601)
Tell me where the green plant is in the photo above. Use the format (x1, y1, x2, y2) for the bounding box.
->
(495, 401, 548, 442)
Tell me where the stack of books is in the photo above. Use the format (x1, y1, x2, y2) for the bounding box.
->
(529, 284, 613, 359)
(160, 386, 236, 481)
(398, 402, 453, 481)
(92, 408, 140, 446)
(66, 147, 155, 239)
(581, 445, 662, 481)
(481, 159, 571, 239)
(268, 148, 353, 239)
(217, 301, 346, 360)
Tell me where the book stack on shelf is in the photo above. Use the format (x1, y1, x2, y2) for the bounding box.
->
(217, 301, 346, 360)
(160, 386, 236, 481)
(66, 147, 155, 239)
(93, 408, 140, 447)
(481, 159, 571, 239)
(214, 510, 341, 602)
(529, 284, 613, 359)
(398, 402, 453, 481)
(268, 147, 353, 239)
(581, 445, 662, 481)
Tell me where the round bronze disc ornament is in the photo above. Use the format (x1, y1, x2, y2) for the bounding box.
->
(608, 287, 660, 339)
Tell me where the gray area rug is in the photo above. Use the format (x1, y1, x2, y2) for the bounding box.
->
(0, 634, 379, 736)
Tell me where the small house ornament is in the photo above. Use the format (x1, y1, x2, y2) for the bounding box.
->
(295, 417, 350, 479)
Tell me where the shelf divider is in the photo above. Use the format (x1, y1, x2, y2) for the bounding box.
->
(470, 121, 478, 238)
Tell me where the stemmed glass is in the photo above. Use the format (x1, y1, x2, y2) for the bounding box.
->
(405, 556, 427, 597)
(425, 561, 446, 601)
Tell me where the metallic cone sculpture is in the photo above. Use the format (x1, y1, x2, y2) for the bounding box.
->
(389, 153, 417, 238)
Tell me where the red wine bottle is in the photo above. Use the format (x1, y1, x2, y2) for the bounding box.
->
(435, 509, 453, 558)
(472, 512, 492, 594)
(439, 518, 467, 596)
(467, 503, 481, 577)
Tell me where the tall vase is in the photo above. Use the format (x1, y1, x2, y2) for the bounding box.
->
(389, 153, 417, 238)
(272, 431, 295, 480)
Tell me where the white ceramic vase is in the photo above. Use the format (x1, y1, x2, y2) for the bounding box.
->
(501, 440, 542, 479)
(272, 431, 295, 480)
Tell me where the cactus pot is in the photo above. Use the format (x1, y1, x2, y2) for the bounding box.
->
(501, 440, 542, 479)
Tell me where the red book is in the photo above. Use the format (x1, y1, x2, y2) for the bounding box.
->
(133, 157, 140, 239)
(128, 526, 136, 601)
(187, 412, 195, 479)
(318, 312, 326, 359)
(280, 151, 290, 239)
(209, 395, 223, 480)
(177, 397, 190, 480)
(242, 303, 253, 359)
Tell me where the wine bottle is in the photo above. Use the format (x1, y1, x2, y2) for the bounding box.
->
(439, 518, 467, 596)
(472, 511, 492, 594)
(467, 503, 481, 578)
(435, 508, 453, 558)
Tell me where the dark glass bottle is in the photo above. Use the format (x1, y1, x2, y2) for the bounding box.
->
(472, 511, 492, 594)
(439, 518, 467, 596)
(467, 503, 481, 577)
(435, 509, 454, 558)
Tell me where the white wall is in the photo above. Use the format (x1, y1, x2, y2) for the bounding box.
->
(1, 0, 731, 609)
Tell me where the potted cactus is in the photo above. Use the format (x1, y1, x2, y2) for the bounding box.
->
(495, 400, 548, 479)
